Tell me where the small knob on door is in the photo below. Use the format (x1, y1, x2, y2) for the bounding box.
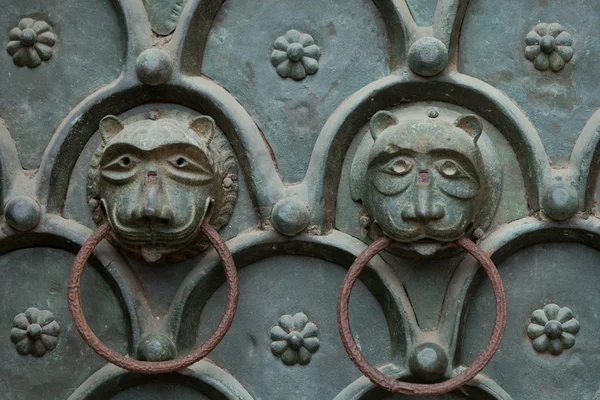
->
(137, 334, 177, 362)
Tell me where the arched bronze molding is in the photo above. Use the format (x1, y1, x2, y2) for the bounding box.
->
(433, 0, 469, 66)
(0, 215, 147, 354)
(37, 76, 284, 217)
(568, 108, 600, 211)
(337, 237, 506, 396)
(439, 215, 600, 365)
(111, 0, 153, 76)
(136, 0, 467, 76)
(67, 222, 238, 374)
(372, 0, 469, 72)
(67, 362, 254, 400)
(372, 0, 414, 71)
(45, 216, 150, 351)
(0, 118, 23, 206)
(303, 72, 550, 231)
(166, 0, 226, 73)
(175, 75, 286, 209)
(168, 0, 444, 75)
(14, 1, 152, 215)
(37, 77, 140, 212)
(167, 229, 418, 362)
(332, 364, 406, 400)
(332, 365, 511, 400)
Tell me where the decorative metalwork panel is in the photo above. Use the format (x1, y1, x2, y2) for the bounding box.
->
(0, 0, 599, 399)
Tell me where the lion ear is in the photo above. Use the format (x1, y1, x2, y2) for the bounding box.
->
(455, 114, 483, 143)
(99, 115, 124, 143)
(370, 111, 398, 140)
(189, 116, 215, 145)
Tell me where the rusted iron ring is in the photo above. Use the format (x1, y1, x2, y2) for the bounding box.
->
(337, 236, 507, 396)
(67, 221, 239, 374)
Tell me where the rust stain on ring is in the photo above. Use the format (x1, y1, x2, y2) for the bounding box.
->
(337, 236, 507, 396)
(67, 221, 239, 374)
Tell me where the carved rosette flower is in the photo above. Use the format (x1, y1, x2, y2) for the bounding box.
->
(527, 304, 579, 355)
(525, 23, 573, 72)
(270, 312, 319, 365)
(6, 18, 57, 68)
(271, 30, 321, 81)
(10, 307, 60, 357)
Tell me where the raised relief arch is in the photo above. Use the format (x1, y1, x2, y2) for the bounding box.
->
(0, 0, 599, 399)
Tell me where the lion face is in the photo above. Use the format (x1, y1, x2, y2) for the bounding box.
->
(89, 114, 237, 263)
(355, 110, 487, 256)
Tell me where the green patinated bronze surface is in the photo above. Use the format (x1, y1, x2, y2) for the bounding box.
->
(0, 0, 599, 399)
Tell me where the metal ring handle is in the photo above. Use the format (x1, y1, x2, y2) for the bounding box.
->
(337, 236, 507, 396)
(67, 221, 239, 374)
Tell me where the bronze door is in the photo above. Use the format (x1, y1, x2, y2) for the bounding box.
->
(0, 0, 598, 398)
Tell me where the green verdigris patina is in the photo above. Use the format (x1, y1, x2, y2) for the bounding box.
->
(2, 0, 600, 398)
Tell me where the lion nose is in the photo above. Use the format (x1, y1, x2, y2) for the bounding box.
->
(401, 186, 445, 222)
(137, 172, 174, 225)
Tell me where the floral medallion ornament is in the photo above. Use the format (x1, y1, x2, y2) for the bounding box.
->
(10, 307, 60, 357)
(270, 312, 319, 365)
(525, 23, 573, 72)
(6, 18, 57, 68)
(270, 29, 321, 81)
(527, 303, 580, 355)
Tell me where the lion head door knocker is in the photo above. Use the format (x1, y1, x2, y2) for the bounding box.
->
(339, 109, 507, 395)
(68, 113, 240, 373)
(87, 113, 239, 263)
(350, 108, 502, 257)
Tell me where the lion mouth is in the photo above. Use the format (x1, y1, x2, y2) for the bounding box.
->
(109, 206, 202, 245)
(415, 238, 437, 244)
(384, 230, 464, 243)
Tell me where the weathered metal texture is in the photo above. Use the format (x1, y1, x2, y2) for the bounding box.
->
(67, 221, 239, 374)
(68, 363, 254, 400)
(0, 0, 600, 398)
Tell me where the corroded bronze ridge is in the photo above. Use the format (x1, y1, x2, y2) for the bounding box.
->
(67, 221, 239, 374)
(337, 236, 507, 396)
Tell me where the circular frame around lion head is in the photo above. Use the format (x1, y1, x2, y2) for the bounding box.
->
(350, 106, 502, 258)
(87, 110, 238, 263)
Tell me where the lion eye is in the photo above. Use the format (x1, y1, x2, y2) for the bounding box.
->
(118, 156, 132, 168)
(168, 156, 207, 171)
(100, 154, 139, 183)
(103, 155, 138, 171)
(172, 157, 189, 168)
(166, 155, 213, 184)
(384, 158, 413, 176)
(436, 160, 468, 179)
